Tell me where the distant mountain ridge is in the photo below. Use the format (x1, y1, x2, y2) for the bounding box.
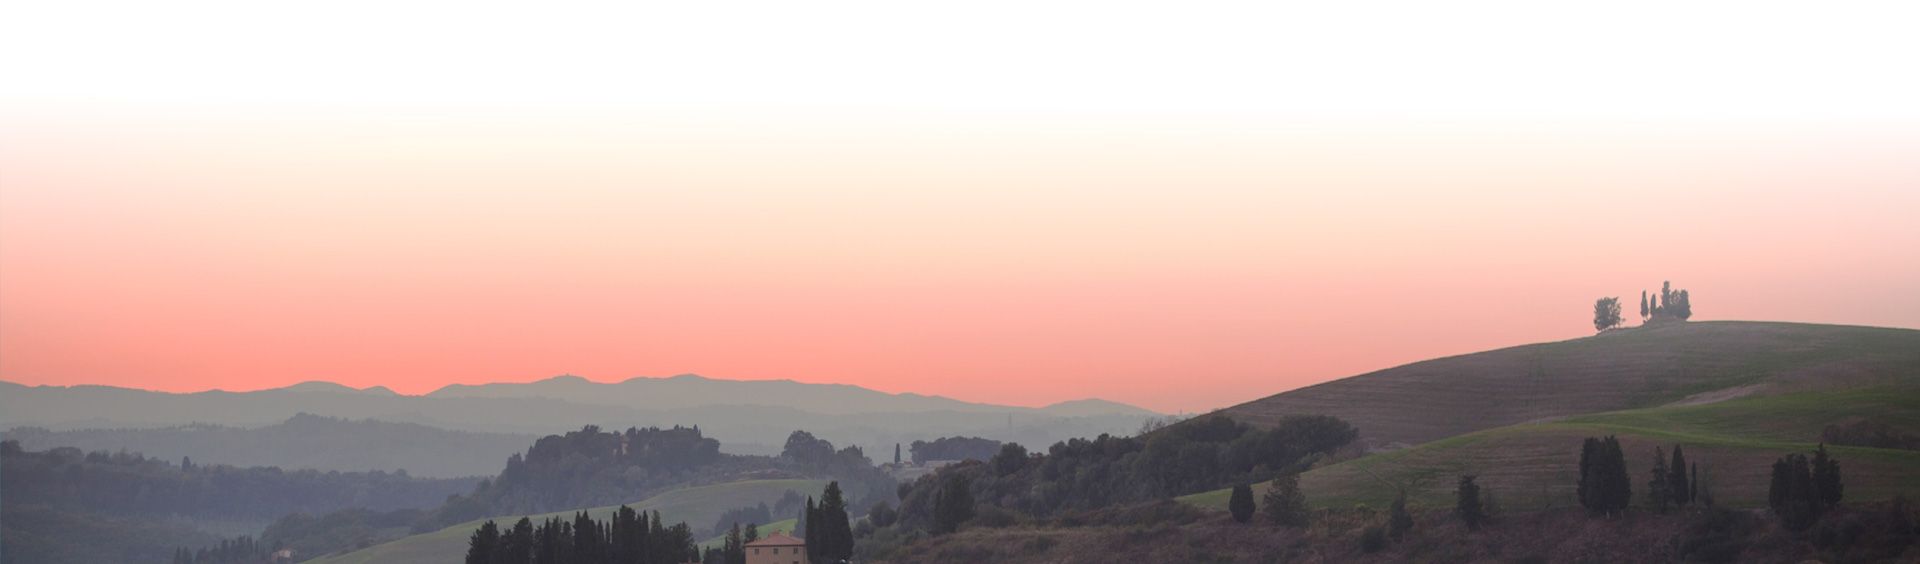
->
(425, 373, 1156, 416)
(0, 374, 1159, 477)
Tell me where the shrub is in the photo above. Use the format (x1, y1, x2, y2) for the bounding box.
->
(1263, 473, 1309, 528)
(1360, 525, 1389, 553)
(1388, 490, 1414, 541)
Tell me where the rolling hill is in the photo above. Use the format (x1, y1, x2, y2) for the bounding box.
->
(309, 479, 827, 564)
(1218, 321, 1920, 450)
(1183, 321, 1920, 513)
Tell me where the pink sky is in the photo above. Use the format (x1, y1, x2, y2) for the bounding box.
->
(3, 114, 1916, 412)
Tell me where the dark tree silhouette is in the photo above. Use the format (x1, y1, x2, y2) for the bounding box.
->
(1228, 483, 1255, 523)
(1578, 436, 1631, 517)
(1812, 443, 1843, 509)
(1669, 445, 1690, 506)
(1594, 297, 1623, 332)
(991, 442, 1028, 476)
(1770, 453, 1819, 531)
(1455, 475, 1485, 531)
(1648, 446, 1672, 514)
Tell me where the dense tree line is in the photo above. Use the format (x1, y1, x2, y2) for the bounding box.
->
(432, 426, 892, 528)
(463, 506, 696, 564)
(1578, 436, 1632, 517)
(891, 414, 1354, 533)
(1770, 444, 1844, 531)
(0, 441, 475, 523)
(907, 436, 1002, 464)
(170, 536, 277, 564)
(1822, 419, 1920, 450)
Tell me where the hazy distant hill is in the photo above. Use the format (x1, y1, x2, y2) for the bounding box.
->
(4, 413, 536, 478)
(1218, 321, 1920, 450)
(0, 375, 1158, 475)
(427, 373, 1156, 417)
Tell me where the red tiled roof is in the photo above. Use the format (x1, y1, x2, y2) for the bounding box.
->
(745, 531, 804, 547)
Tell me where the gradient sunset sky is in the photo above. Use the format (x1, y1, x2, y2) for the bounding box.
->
(3, 2, 1917, 412)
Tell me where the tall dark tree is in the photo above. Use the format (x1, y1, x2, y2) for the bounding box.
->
(1388, 489, 1414, 540)
(1811, 443, 1843, 509)
(502, 518, 534, 564)
(1455, 475, 1485, 531)
(1690, 464, 1700, 505)
(1648, 446, 1672, 514)
(811, 481, 854, 563)
(1594, 297, 1623, 332)
(893, 443, 902, 465)
(1228, 483, 1255, 523)
(1264, 473, 1309, 528)
(466, 520, 500, 564)
(1639, 291, 1650, 322)
(1669, 445, 1690, 506)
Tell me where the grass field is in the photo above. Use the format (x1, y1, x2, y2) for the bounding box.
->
(310, 480, 826, 564)
(696, 518, 798, 550)
(1182, 386, 1920, 512)
(1218, 321, 1920, 449)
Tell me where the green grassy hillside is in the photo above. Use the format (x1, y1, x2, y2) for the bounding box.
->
(1183, 386, 1920, 512)
(1218, 321, 1920, 449)
(697, 518, 798, 550)
(310, 480, 826, 564)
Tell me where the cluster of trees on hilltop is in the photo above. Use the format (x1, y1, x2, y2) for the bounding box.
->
(1595, 280, 1695, 332)
(1641, 281, 1694, 323)
(0, 441, 476, 523)
(463, 506, 696, 564)
(777, 430, 897, 507)
(889, 414, 1355, 532)
(434, 425, 731, 521)
(907, 436, 1001, 464)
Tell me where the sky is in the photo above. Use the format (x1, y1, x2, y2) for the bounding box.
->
(2, 2, 1918, 412)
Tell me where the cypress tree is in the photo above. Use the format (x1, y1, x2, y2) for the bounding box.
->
(1648, 446, 1671, 514)
(1669, 446, 1690, 506)
(1812, 443, 1843, 509)
(802, 496, 817, 551)
(1455, 475, 1485, 531)
(815, 481, 854, 562)
(1690, 465, 1699, 505)
(1228, 483, 1255, 523)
